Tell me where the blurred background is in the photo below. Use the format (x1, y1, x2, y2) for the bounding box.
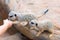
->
(0, 0, 60, 40)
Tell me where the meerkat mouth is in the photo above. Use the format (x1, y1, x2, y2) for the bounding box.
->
(30, 26, 39, 32)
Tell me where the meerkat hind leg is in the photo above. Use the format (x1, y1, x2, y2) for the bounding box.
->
(48, 29, 53, 38)
(47, 30, 53, 39)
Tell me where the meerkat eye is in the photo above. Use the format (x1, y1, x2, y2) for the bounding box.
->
(10, 15, 13, 17)
(36, 23, 38, 26)
(15, 14, 17, 16)
(31, 22, 34, 24)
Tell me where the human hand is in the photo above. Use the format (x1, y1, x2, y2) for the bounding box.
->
(3, 19, 13, 28)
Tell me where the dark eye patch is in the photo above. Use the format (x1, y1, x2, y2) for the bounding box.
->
(10, 16, 13, 17)
(31, 22, 34, 24)
(36, 23, 38, 26)
(15, 14, 17, 16)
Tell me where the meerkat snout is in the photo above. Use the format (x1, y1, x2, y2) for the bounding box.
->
(29, 20, 38, 27)
(30, 22, 38, 26)
(28, 19, 39, 31)
(9, 14, 17, 18)
(8, 11, 17, 21)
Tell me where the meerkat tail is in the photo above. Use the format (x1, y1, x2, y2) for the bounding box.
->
(37, 9, 49, 18)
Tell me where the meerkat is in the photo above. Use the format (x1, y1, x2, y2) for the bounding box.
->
(8, 9, 48, 26)
(29, 19, 54, 37)
(8, 11, 37, 28)
(8, 9, 49, 39)
(8, 11, 37, 21)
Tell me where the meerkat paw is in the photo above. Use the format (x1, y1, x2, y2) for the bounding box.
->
(36, 31, 41, 37)
(30, 27, 35, 30)
(12, 21, 19, 24)
(49, 34, 53, 38)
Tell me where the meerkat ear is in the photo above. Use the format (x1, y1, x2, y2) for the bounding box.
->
(20, 21, 28, 26)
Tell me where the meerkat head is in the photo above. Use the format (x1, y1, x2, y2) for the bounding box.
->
(29, 19, 38, 27)
(8, 11, 17, 21)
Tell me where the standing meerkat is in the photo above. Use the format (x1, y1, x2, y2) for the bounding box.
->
(29, 19, 54, 37)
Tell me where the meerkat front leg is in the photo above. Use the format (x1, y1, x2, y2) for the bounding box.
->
(36, 29, 44, 37)
(30, 26, 39, 31)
